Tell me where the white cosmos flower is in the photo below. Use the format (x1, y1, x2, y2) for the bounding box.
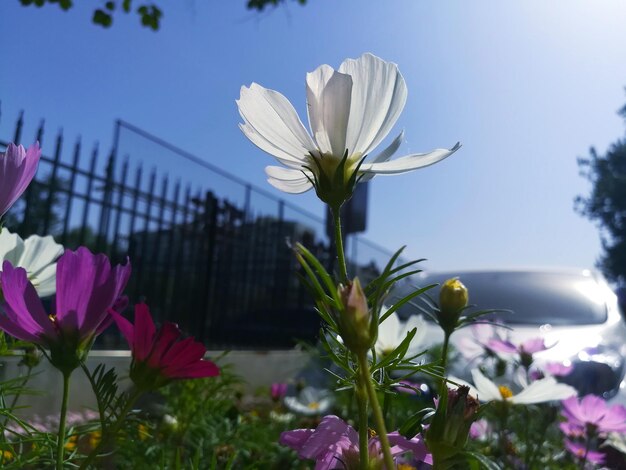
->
(0, 228, 63, 297)
(237, 53, 460, 195)
(375, 311, 427, 358)
(452, 368, 576, 405)
(283, 386, 333, 416)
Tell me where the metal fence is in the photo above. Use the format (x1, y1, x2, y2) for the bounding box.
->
(0, 110, 403, 349)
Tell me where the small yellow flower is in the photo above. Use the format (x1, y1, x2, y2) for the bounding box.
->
(89, 430, 102, 449)
(64, 435, 78, 452)
(138, 424, 150, 441)
(2, 450, 14, 463)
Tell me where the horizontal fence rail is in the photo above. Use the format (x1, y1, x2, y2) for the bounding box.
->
(0, 110, 405, 349)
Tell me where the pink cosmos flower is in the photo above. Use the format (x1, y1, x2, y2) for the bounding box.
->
(0, 142, 41, 217)
(279, 415, 430, 470)
(271, 383, 288, 401)
(564, 439, 605, 465)
(488, 337, 550, 356)
(112, 303, 219, 390)
(561, 395, 626, 434)
(0, 247, 130, 372)
(543, 361, 574, 377)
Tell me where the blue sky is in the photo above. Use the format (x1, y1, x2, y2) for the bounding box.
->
(2, 0, 626, 273)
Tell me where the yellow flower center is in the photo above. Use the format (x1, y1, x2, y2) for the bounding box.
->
(398, 465, 417, 470)
(49, 314, 56, 323)
(498, 385, 513, 399)
(307, 401, 320, 411)
(368, 428, 377, 439)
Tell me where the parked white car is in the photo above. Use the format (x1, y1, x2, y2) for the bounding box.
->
(392, 268, 626, 404)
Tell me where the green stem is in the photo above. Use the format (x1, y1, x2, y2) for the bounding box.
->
(79, 387, 143, 470)
(355, 381, 369, 470)
(56, 371, 71, 470)
(440, 332, 451, 374)
(332, 207, 348, 283)
(358, 353, 394, 470)
(438, 331, 451, 396)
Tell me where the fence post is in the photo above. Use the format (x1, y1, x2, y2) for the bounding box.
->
(13, 111, 23, 145)
(96, 152, 115, 252)
(42, 129, 63, 235)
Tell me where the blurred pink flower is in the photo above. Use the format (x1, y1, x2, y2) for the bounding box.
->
(543, 361, 574, 377)
(488, 337, 550, 355)
(561, 395, 626, 434)
(0, 142, 40, 217)
(279, 415, 430, 469)
(271, 383, 288, 401)
(112, 303, 219, 390)
(564, 439, 605, 465)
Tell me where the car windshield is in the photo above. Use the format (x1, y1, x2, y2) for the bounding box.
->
(395, 271, 608, 326)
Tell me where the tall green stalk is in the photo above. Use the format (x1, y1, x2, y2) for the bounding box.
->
(355, 380, 369, 470)
(56, 371, 71, 470)
(332, 206, 348, 284)
(358, 353, 394, 470)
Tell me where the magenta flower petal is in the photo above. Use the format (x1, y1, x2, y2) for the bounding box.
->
(279, 428, 314, 451)
(564, 439, 605, 464)
(387, 431, 429, 461)
(487, 339, 518, 354)
(54, 247, 130, 341)
(110, 309, 135, 349)
(0, 142, 41, 217)
(1, 261, 56, 339)
(118, 303, 219, 389)
(521, 338, 548, 354)
(146, 323, 180, 368)
(0, 247, 130, 373)
(164, 360, 220, 379)
(132, 303, 156, 361)
(561, 395, 626, 433)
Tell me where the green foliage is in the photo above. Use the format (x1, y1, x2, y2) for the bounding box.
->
(576, 100, 626, 284)
(17, 0, 309, 31)
(114, 363, 305, 469)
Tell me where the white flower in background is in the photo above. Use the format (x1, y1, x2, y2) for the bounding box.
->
(0, 228, 63, 297)
(452, 368, 576, 405)
(237, 53, 460, 200)
(284, 386, 333, 416)
(604, 432, 626, 455)
(375, 311, 427, 358)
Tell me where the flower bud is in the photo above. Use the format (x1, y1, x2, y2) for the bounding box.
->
(426, 385, 480, 462)
(438, 278, 468, 332)
(337, 278, 373, 354)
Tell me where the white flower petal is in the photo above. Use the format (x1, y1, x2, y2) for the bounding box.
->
(375, 309, 401, 354)
(339, 53, 407, 156)
(237, 83, 317, 164)
(306, 65, 353, 156)
(0, 228, 23, 265)
(32, 264, 57, 297)
(447, 375, 480, 400)
(402, 314, 427, 355)
(471, 369, 502, 402)
(20, 234, 63, 277)
(267, 175, 313, 194)
(239, 123, 305, 169)
(359, 131, 404, 183)
(360, 143, 461, 175)
(511, 377, 576, 405)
